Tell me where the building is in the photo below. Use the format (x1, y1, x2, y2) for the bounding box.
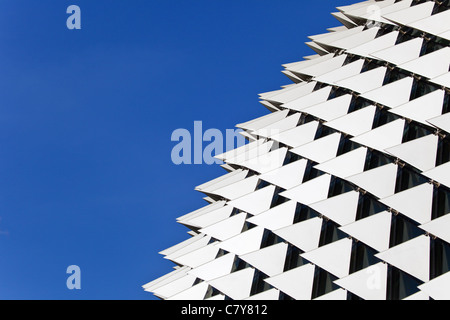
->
(143, 0, 450, 300)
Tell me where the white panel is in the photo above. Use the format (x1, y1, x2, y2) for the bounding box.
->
(217, 226, 266, 256)
(314, 147, 367, 179)
(422, 162, 450, 189)
(389, 89, 445, 126)
(346, 163, 398, 199)
(408, 10, 450, 36)
(196, 169, 247, 193)
(419, 213, 450, 245)
(255, 113, 301, 138)
(258, 159, 308, 190)
(283, 54, 335, 75)
(301, 238, 353, 278)
(328, 27, 380, 50)
(205, 294, 226, 301)
(403, 291, 430, 301)
(380, 183, 434, 225)
(264, 264, 316, 300)
(240, 147, 288, 174)
(309, 191, 360, 227)
(339, 211, 392, 252)
(427, 113, 450, 134)
(270, 120, 319, 148)
(177, 201, 226, 223)
(153, 274, 197, 300)
(273, 217, 323, 252)
(184, 205, 234, 229)
(227, 185, 276, 216)
(164, 235, 212, 261)
(325, 105, 376, 137)
(301, 94, 353, 122)
(386, 134, 439, 172)
(280, 174, 332, 205)
(418, 271, 450, 300)
(350, 119, 405, 152)
(282, 87, 333, 112)
(399, 47, 450, 80)
(246, 200, 297, 231)
(209, 175, 259, 201)
(375, 235, 430, 282)
(167, 282, 209, 300)
(171, 243, 220, 269)
(215, 139, 263, 162)
(291, 54, 347, 77)
(240, 243, 288, 277)
(143, 266, 190, 292)
(244, 289, 280, 301)
(334, 263, 388, 300)
(225, 141, 274, 166)
(315, 59, 365, 85)
(311, 26, 365, 47)
(430, 72, 450, 89)
(370, 37, 423, 66)
(290, 132, 342, 164)
(209, 268, 256, 300)
(313, 288, 348, 301)
(199, 212, 248, 241)
(336, 67, 387, 94)
(383, 1, 435, 26)
(159, 233, 208, 257)
(188, 253, 236, 282)
(361, 77, 414, 109)
(236, 109, 289, 131)
(347, 31, 399, 57)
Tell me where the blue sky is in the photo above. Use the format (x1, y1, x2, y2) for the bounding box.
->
(0, 0, 357, 300)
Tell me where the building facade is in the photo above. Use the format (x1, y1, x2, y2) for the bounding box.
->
(144, 0, 450, 300)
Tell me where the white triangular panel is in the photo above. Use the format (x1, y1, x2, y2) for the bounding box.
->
(339, 211, 392, 252)
(375, 235, 430, 282)
(389, 89, 445, 126)
(227, 185, 276, 216)
(246, 200, 297, 231)
(370, 37, 423, 66)
(282, 87, 333, 112)
(258, 159, 308, 190)
(419, 213, 450, 245)
(314, 147, 367, 179)
(209, 268, 256, 300)
(240, 243, 288, 277)
(427, 113, 450, 134)
(301, 94, 352, 122)
(216, 226, 266, 256)
(386, 134, 439, 172)
(380, 183, 434, 225)
(399, 47, 450, 79)
(199, 212, 248, 242)
(244, 289, 280, 300)
(184, 205, 235, 229)
(334, 263, 388, 300)
(301, 238, 353, 278)
(361, 77, 414, 109)
(422, 162, 450, 189)
(270, 120, 319, 148)
(188, 253, 236, 282)
(264, 264, 316, 300)
(280, 174, 332, 205)
(324, 105, 376, 137)
(167, 282, 209, 300)
(290, 132, 342, 164)
(309, 191, 360, 227)
(350, 119, 405, 152)
(418, 271, 450, 300)
(313, 288, 348, 300)
(273, 217, 323, 252)
(346, 163, 398, 199)
(335, 67, 387, 94)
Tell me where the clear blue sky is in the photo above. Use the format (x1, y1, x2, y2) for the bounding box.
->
(0, 0, 357, 300)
